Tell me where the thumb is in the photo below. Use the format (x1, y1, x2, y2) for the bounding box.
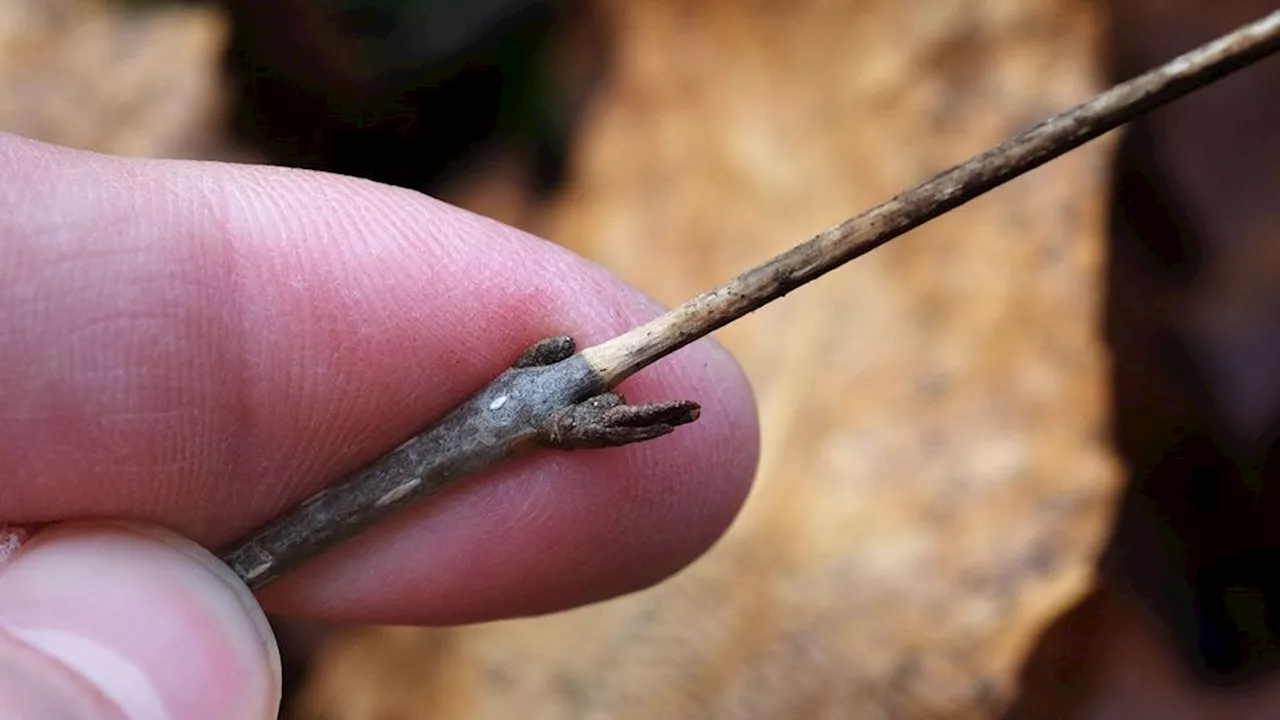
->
(0, 522, 281, 719)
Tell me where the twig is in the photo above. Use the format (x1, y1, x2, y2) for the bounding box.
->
(221, 10, 1280, 590)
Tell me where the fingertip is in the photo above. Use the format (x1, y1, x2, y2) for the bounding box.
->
(1, 134, 763, 624)
(0, 522, 281, 719)
(0, 632, 126, 720)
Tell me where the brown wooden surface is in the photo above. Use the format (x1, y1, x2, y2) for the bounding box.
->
(0, 0, 1124, 716)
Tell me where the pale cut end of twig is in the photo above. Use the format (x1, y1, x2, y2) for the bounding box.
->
(580, 325, 666, 386)
(581, 284, 751, 386)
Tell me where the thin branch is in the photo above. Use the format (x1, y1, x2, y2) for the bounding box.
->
(221, 10, 1280, 590)
(580, 9, 1280, 385)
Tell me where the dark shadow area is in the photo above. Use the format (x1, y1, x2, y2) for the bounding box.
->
(1100, 117, 1280, 687)
(218, 0, 606, 196)
(1006, 2, 1280, 714)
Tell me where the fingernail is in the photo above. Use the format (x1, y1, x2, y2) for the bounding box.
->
(0, 521, 281, 719)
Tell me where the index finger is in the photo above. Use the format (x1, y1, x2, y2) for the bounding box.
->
(0, 135, 759, 623)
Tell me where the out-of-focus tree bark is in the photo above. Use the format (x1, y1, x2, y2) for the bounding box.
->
(297, 0, 1120, 717)
(0, 0, 231, 159)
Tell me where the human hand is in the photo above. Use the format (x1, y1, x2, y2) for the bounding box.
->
(0, 134, 758, 718)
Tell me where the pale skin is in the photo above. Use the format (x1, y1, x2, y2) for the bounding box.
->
(0, 133, 760, 624)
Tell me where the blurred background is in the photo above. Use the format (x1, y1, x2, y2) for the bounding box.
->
(4, 0, 1279, 717)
